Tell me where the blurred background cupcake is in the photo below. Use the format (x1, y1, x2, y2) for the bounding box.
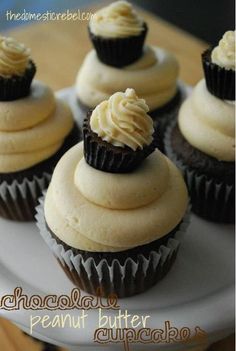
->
(37, 88, 189, 298)
(165, 30, 235, 223)
(0, 35, 80, 221)
(88, 0, 147, 67)
(76, 0, 185, 151)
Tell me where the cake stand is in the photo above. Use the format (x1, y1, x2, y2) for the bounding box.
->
(0, 85, 234, 351)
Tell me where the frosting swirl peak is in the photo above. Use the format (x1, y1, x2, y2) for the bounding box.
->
(90, 1, 144, 38)
(211, 30, 235, 70)
(0, 36, 31, 77)
(90, 88, 154, 150)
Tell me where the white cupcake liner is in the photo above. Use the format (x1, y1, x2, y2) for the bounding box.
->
(0, 172, 51, 221)
(36, 194, 190, 298)
(164, 122, 234, 223)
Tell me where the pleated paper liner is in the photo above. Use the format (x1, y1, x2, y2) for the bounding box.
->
(0, 173, 51, 221)
(164, 122, 235, 223)
(0, 125, 81, 221)
(83, 112, 157, 173)
(88, 23, 148, 68)
(0, 60, 36, 101)
(202, 49, 235, 101)
(36, 195, 190, 298)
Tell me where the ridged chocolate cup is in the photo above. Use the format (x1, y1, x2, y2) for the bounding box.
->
(164, 122, 235, 223)
(83, 111, 157, 173)
(36, 196, 190, 298)
(0, 60, 36, 101)
(0, 125, 80, 221)
(78, 86, 185, 153)
(88, 23, 148, 67)
(202, 48, 235, 100)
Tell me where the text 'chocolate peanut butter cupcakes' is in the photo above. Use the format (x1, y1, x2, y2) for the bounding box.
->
(37, 88, 190, 298)
(165, 31, 235, 223)
(0, 35, 80, 221)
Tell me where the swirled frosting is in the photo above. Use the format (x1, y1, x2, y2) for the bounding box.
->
(90, 1, 144, 38)
(45, 142, 188, 252)
(76, 46, 179, 111)
(0, 36, 31, 77)
(0, 80, 74, 172)
(90, 88, 154, 150)
(178, 79, 235, 161)
(211, 31, 235, 70)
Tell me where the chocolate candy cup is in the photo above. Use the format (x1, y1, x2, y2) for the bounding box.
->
(89, 23, 148, 68)
(83, 111, 157, 173)
(0, 60, 36, 101)
(202, 49, 235, 100)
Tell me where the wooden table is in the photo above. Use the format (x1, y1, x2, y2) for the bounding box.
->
(2, 3, 234, 351)
(5, 3, 208, 90)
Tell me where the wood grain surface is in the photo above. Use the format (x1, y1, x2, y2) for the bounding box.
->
(4, 3, 208, 91)
(1, 2, 234, 351)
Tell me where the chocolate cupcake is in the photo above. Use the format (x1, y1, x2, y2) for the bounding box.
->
(89, 1, 147, 67)
(0, 36, 80, 222)
(202, 31, 235, 100)
(165, 58, 235, 223)
(0, 35, 36, 101)
(36, 89, 189, 298)
(83, 88, 156, 172)
(76, 1, 184, 151)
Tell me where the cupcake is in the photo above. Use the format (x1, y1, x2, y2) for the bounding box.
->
(76, 1, 183, 151)
(36, 88, 189, 298)
(0, 35, 80, 221)
(165, 31, 235, 223)
(88, 0, 147, 67)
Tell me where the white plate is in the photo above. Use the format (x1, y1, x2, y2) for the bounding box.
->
(0, 86, 234, 351)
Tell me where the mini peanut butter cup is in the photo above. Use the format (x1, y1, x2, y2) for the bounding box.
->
(83, 110, 157, 173)
(0, 60, 36, 101)
(89, 23, 148, 68)
(202, 48, 235, 100)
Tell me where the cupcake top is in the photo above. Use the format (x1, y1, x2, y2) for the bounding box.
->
(211, 30, 235, 70)
(90, 88, 154, 150)
(0, 35, 31, 77)
(45, 142, 188, 252)
(178, 79, 235, 162)
(76, 46, 179, 111)
(0, 80, 74, 173)
(90, 1, 144, 38)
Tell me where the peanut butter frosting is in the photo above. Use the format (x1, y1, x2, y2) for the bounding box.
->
(178, 79, 235, 162)
(0, 81, 55, 131)
(0, 35, 31, 77)
(90, 88, 154, 150)
(211, 31, 235, 70)
(45, 142, 188, 252)
(0, 80, 74, 173)
(76, 46, 179, 111)
(90, 1, 144, 38)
